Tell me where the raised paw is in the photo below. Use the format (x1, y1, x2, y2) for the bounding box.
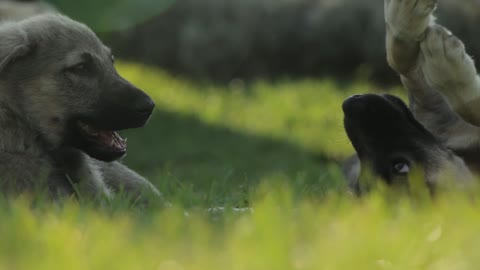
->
(422, 26, 462, 60)
(385, 0, 437, 41)
(420, 25, 480, 118)
(421, 25, 477, 92)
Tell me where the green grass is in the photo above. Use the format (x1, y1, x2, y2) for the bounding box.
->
(4, 62, 476, 269)
(117, 62, 399, 206)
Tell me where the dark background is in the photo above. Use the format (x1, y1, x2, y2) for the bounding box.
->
(3, 0, 480, 85)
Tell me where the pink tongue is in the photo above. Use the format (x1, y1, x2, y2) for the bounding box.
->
(80, 122, 127, 151)
(98, 131, 113, 141)
(97, 131, 126, 150)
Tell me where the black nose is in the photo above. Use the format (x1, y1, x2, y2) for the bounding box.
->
(342, 94, 367, 115)
(134, 97, 155, 116)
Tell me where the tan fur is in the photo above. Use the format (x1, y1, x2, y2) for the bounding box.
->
(384, 0, 480, 184)
(386, 0, 480, 142)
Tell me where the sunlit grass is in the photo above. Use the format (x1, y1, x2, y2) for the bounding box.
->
(115, 61, 405, 205)
(118, 61, 402, 159)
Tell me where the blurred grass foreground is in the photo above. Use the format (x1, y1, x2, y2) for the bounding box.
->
(3, 189, 480, 269)
(0, 62, 477, 269)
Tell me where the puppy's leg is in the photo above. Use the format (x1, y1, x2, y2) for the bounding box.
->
(385, 0, 437, 74)
(97, 161, 164, 204)
(420, 25, 480, 126)
(385, 0, 480, 150)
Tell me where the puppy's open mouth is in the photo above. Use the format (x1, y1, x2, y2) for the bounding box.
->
(76, 121, 127, 162)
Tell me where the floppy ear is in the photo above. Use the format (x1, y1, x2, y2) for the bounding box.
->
(0, 24, 34, 73)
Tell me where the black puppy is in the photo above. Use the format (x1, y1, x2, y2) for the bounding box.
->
(342, 94, 472, 195)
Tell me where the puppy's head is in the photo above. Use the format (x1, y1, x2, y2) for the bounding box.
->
(343, 94, 467, 193)
(0, 14, 155, 162)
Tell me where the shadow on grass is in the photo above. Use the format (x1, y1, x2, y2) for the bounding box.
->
(121, 110, 346, 207)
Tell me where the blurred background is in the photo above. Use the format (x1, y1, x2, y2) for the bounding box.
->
(3, 0, 480, 85)
(2, 0, 480, 204)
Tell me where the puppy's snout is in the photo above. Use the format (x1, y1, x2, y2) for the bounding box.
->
(120, 80, 155, 118)
(134, 96, 155, 116)
(342, 95, 367, 115)
(92, 79, 156, 130)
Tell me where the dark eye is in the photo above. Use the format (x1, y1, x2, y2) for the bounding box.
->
(66, 62, 88, 74)
(73, 63, 86, 70)
(392, 160, 410, 175)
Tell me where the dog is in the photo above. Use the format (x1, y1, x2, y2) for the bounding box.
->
(0, 14, 161, 202)
(344, 0, 480, 193)
(343, 94, 472, 194)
